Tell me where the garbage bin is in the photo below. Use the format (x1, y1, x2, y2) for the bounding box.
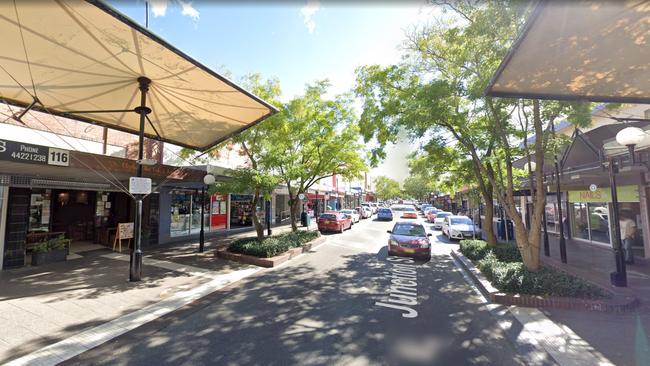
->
(497, 219, 505, 240)
(301, 212, 311, 227)
(506, 219, 514, 240)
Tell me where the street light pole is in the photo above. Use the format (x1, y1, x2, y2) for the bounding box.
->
(130, 76, 151, 282)
(608, 159, 627, 286)
(201, 173, 216, 253)
(199, 186, 205, 253)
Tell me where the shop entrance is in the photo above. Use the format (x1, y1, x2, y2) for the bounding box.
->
(27, 188, 132, 258)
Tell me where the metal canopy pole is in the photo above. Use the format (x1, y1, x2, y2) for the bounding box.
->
(199, 187, 205, 253)
(130, 76, 151, 282)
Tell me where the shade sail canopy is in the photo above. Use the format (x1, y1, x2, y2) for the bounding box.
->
(486, 0, 650, 104)
(0, 0, 277, 151)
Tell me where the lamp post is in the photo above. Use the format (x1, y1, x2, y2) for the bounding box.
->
(200, 173, 216, 253)
(607, 126, 646, 287)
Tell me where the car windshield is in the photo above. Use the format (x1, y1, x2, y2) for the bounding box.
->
(340, 210, 353, 214)
(391, 206, 407, 211)
(404, 207, 416, 212)
(320, 214, 337, 219)
(378, 208, 392, 213)
(451, 217, 473, 225)
(437, 212, 451, 218)
(392, 224, 426, 236)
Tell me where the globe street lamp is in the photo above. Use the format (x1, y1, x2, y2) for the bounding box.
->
(200, 173, 216, 253)
(616, 127, 646, 164)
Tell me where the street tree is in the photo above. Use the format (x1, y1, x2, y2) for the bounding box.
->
(374, 176, 401, 201)
(267, 81, 368, 231)
(355, 1, 591, 271)
(184, 74, 282, 241)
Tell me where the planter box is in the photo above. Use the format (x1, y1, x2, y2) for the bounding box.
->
(32, 249, 67, 266)
(451, 249, 639, 313)
(217, 236, 326, 268)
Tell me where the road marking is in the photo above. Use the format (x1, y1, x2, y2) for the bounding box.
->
(375, 256, 420, 318)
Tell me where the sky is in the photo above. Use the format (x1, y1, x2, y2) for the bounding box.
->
(109, 0, 439, 183)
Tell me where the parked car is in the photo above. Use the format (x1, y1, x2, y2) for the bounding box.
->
(377, 207, 394, 221)
(340, 209, 360, 224)
(362, 202, 377, 214)
(387, 222, 432, 260)
(425, 207, 439, 222)
(363, 206, 373, 218)
(356, 206, 370, 219)
(422, 206, 435, 219)
(390, 204, 417, 219)
(432, 211, 452, 229)
(420, 204, 432, 214)
(442, 215, 482, 240)
(401, 206, 418, 219)
(317, 212, 352, 233)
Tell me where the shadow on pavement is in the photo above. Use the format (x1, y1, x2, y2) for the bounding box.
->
(62, 246, 535, 366)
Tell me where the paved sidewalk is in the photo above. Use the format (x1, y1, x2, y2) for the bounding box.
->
(0, 221, 318, 365)
(539, 236, 650, 366)
(0, 249, 254, 364)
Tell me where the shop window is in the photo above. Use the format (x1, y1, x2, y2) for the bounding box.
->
(29, 189, 52, 232)
(587, 203, 610, 243)
(544, 202, 557, 233)
(571, 202, 589, 240)
(171, 190, 191, 237)
(614, 202, 645, 257)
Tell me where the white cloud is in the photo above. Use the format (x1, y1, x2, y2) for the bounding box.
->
(300, 0, 320, 34)
(179, 0, 200, 22)
(148, 0, 200, 21)
(150, 0, 168, 17)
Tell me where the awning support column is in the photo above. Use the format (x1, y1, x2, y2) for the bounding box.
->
(130, 76, 151, 282)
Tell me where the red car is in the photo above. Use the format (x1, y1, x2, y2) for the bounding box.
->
(387, 222, 432, 260)
(426, 209, 437, 223)
(318, 212, 352, 233)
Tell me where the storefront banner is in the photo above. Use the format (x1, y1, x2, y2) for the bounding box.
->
(568, 185, 639, 203)
(0, 138, 69, 166)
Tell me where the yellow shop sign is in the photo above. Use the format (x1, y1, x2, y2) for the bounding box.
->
(568, 185, 639, 203)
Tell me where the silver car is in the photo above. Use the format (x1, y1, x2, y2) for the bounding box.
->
(432, 211, 452, 230)
(442, 215, 482, 240)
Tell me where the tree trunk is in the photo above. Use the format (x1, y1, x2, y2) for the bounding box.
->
(516, 223, 540, 271)
(288, 196, 300, 232)
(483, 196, 497, 246)
(251, 190, 265, 241)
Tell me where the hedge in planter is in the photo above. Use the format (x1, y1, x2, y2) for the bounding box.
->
(460, 239, 607, 299)
(32, 235, 70, 266)
(229, 231, 320, 258)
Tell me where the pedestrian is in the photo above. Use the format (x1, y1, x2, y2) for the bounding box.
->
(620, 214, 636, 264)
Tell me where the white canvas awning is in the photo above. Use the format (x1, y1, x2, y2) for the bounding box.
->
(0, 0, 277, 151)
(486, 0, 650, 104)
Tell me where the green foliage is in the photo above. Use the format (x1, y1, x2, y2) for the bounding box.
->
(460, 239, 606, 298)
(477, 253, 607, 299)
(32, 235, 70, 253)
(374, 176, 401, 201)
(229, 231, 320, 258)
(402, 173, 432, 201)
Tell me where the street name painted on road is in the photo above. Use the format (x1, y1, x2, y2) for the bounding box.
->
(375, 256, 419, 318)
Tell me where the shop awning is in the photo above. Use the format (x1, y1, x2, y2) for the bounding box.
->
(0, 0, 277, 151)
(486, 0, 650, 104)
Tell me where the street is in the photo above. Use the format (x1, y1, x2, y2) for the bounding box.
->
(63, 214, 529, 366)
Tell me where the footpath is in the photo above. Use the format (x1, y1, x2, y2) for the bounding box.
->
(0, 221, 316, 366)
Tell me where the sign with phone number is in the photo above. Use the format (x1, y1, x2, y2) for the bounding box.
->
(0, 139, 69, 167)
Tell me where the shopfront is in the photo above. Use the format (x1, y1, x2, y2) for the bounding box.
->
(567, 185, 645, 257)
(230, 194, 254, 228)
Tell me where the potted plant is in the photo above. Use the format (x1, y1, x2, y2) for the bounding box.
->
(32, 235, 70, 266)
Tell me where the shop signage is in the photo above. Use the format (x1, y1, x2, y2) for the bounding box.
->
(568, 185, 639, 203)
(129, 177, 152, 195)
(298, 193, 305, 200)
(0, 139, 69, 167)
(117, 222, 134, 240)
(589, 184, 598, 192)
